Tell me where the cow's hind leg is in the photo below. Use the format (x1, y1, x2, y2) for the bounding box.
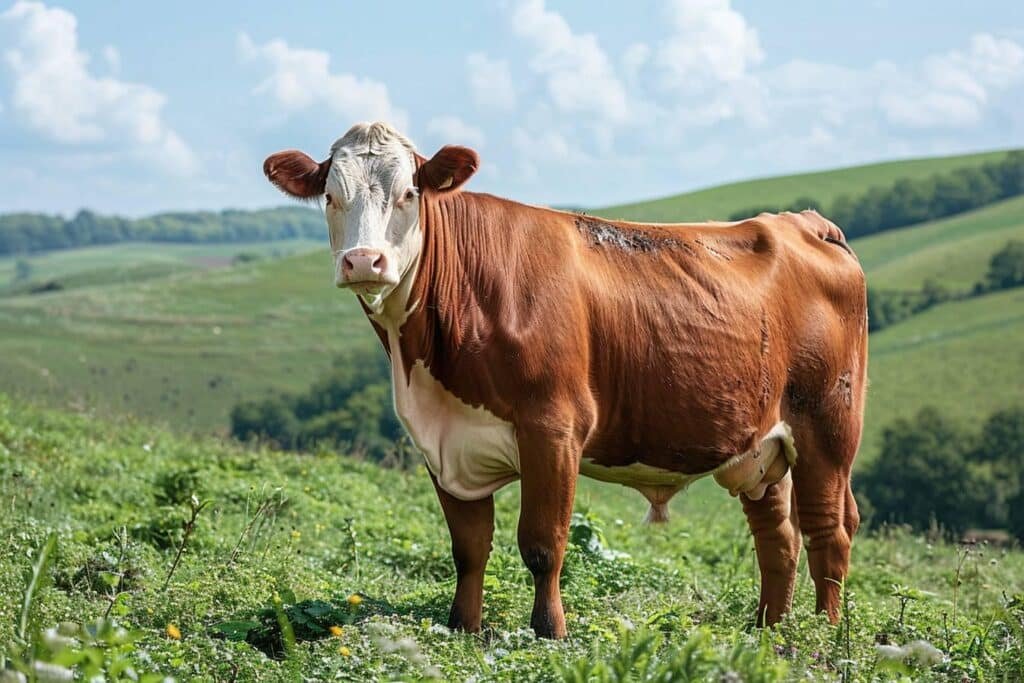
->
(788, 412, 861, 623)
(431, 476, 494, 632)
(741, 471, 802, 626)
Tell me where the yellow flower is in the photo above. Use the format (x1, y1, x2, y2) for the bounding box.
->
(329, 625, 343, 637)
(339, 646, 351, 657)
(347, 594, 363, 606)
(290, 529, 301, 540)
(165, 624, 181, 640)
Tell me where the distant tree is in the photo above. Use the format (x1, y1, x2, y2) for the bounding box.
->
(984, 240, 1024, 291)
(855, 407, 986, 534)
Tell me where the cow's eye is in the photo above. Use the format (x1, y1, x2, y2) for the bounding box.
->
(324, 193, 333, 206)
(403, 188, 417, 202)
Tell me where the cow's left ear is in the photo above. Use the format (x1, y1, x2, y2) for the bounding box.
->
(416, 145, 479, 193)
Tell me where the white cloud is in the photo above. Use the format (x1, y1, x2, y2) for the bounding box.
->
(654, 0, 763, 89)
(509, 0, 630, 124)
(466, 53, 516, 111)
(882, 33, 1024, 128)
(622, 43, 651, 80)
(0, 1, 196, 174)
(426, 115, 485, 148)
(102, 45, 120, 73)
(237, 32, 408, 130)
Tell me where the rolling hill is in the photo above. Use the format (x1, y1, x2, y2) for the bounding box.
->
(598, 148, 1016, 223)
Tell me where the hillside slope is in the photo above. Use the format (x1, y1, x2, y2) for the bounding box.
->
(2, 396, 1023, 680)
(598, 149, 1014, 223)
(856, 194, 1024, 291)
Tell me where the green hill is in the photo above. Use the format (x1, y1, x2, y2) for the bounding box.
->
(598, 149, 1015, 223)
(2, 395, 1023, 680)
(0, 240, 322, 296)
(856, 194, 1024, 291)
(861, 287, 1024, 462)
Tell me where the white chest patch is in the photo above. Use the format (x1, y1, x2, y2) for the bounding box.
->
(384, 329, 520, 501)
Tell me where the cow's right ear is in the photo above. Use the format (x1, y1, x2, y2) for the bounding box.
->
(263, 150, 331, 199)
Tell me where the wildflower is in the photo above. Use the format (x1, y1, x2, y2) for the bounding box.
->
(347, 594, 363, 606)
(290, 529, 301, 540)
(339, 646, 351, 657)
(329, 625, 344, 637)
(165, 624, 181, 640)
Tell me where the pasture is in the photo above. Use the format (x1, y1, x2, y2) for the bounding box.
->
(3, 396, 1023, 681)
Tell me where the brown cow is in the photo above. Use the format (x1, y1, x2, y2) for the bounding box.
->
(264, 122, 867, 638)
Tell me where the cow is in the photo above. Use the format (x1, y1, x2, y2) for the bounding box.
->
(264, 122, 868, 639)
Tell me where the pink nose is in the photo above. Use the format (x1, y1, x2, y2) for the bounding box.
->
(342, 248, 387, 281)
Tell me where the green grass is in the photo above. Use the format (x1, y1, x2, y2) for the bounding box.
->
(0, 246, 369, 432)
(861, 287, 1024, 463)
(597, 149, 1015, 223)
(2, 396, 1023, 681)
(856, 195, 1024, 291)
(0, 240, 322, 296)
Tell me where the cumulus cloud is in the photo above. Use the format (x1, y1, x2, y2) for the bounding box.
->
(466, 53, 516, 111)
(237, 32, 408, 130)
(426, 115, 486, 148)
(509, 0, 630, 124)
(881, 33, 1024, 128)
(654, 0, 763, 89)
(0, 1, 196, 173)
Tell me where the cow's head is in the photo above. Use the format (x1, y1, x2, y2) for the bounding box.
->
(263, 122, 478, 311)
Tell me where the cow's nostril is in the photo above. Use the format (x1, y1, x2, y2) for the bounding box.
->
(342, 248, 387, 279)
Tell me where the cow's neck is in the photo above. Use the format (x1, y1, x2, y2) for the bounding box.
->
(367, 192, 497, 391)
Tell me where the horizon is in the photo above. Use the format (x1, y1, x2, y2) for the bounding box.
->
(1, 1, 1022, 217)
(2, 144, 1020, 221)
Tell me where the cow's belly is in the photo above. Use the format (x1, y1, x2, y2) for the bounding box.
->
(579, 421, 797, 521)
(390, 352, 520, 501)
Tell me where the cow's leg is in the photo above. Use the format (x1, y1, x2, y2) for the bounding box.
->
(516, 428, 580, 639)
(741, 471, 801, 626)
(431, 476, 494, 632)
(789, 416, 861, 623)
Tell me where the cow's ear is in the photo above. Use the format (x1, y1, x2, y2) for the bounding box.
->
(417, 145, 479, 193)
(263, 150, 330, 199)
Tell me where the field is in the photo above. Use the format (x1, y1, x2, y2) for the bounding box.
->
(0, 240, 322, 296)
(854, 195, 1024, 292)
(3, 396, 1023, 681)
(597, 149, 1015, 223)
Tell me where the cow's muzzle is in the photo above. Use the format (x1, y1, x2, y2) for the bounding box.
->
(336, 247, 391, 288)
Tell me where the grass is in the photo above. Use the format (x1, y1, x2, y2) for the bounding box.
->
(0, 240, 322, 296)
(2, 395, 1023, 681)
(855, 195, 1024, 292)
(596, 148, 1016, 223)
(861, 287, 1024, 463)
(0, 245, 369, 432)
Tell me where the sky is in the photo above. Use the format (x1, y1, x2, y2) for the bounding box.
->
(1, 0, 1022, 217)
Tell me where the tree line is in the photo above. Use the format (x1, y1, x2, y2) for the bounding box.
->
(856, 405, 1024, 542)
(0, 206, 324, 255)
(729, 151, 1024, 238)
(230, 349, 408, 467)
(868, 239, 1024, 332)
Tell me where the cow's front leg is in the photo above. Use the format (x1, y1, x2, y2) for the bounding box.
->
(516, 427, 580, 639)
(431, 475, 494, 632)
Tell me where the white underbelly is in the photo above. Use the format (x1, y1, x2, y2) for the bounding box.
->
(386, 333, 520, 501)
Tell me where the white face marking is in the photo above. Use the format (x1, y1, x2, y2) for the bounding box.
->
(324, 123, 422, 312)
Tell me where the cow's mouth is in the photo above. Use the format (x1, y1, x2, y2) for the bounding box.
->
(340, 280, 391, 296)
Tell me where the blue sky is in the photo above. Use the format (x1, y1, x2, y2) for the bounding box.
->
(1, 0, 1022, 216)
